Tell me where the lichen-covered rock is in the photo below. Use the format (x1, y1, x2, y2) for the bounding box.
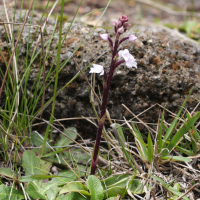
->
(0, 13, 200, 138)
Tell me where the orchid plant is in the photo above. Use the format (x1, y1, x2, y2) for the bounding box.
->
(90, 15, 137, 175)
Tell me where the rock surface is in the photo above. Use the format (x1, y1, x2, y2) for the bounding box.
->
(0, 14, 200, 138)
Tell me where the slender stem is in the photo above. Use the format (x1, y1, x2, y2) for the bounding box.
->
(119, 37, 129, 45)
(90, 33, 119, 175)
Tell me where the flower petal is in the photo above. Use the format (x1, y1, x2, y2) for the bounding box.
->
(100, 34, 108, 41)
(129, 35, 137, 41)
(89, 64, 104, 75)
(118, 49, 130, 61)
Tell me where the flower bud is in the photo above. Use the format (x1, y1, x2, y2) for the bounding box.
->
(119, 15, 129, 23)
(100, 34, 108, 41)
(123, 22, 131, 30)
(111, 21, 117, 27)
(117, 21, 122, 28)
(129, 35, 137, 41)
(118, 26, 124, 34)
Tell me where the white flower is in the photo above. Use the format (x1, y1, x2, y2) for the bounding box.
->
(100, 34, 108, 41)
(89, 64, 104, 75)
(129, 35, 137, 41)
(118, 49, 137, 68)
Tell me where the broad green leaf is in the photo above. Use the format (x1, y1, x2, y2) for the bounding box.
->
(116, 123, 126, 142)
(51, 170, 77, 186)
(19, 175, 65, 182)
(40, 159, 52, 175)
(59, 182, 89, 196)
(87, 175, 104, 200)
(25, 181, 46, 199)
(56, 127, 78, 148)
(0, 185, 24, 200)
(103, 186, 125, 198)
(22, 150, 41, 175)
(162, 111, 200, 157)
(162, 90, 192, 148)
(46, 185, 59, 200)
(129, 179, 147, 194)
(0, 168, 16, 178)
(161, 156, 192, 162)
(147, 133, 153, 163)
(31, 131, 49, 147)
(56, 192, 88, 200)
(101, 174, 130, 190)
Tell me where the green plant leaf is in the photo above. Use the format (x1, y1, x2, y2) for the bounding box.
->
(0, 168, 16, 178)
(40, 159, 52, 175)
(101, 174, 130, 190)
(129, 179, 147, 194)
(87, 175, 104, 200)
(103, 186, 125, 198)
(162, 90, 192, 148)
(161, 156, 192, 162)
(147, 133, 153, 163)
(25, 181, 46, 199)
(55, 127, 78, 148)
(56, 192, 88, 200)
(0, 185, 24, 200)
(22, 150, 41, 175)
(59, 182, 90, 196)
(150, 175, 189, 200)
(161, 111, 200, 157)
(19, 174, 65, 182)
(46, 185, 59, 200)
(131, 123, 148, 161)
(51, 170, 77, 186)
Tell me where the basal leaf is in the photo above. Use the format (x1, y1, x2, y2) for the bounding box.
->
(0, 185, 24, 200)
(22, 150, 41, 175)
(25, 181, 46, 199)
(59, 182, 89, 196)
(87, 175, 104, 200)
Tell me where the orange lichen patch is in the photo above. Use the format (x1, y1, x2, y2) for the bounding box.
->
(65, 37, 78, 46)
(66, 82, 78, 89)
(0, 50, 9, 64)
(171, 62, 179, 71)
(79, 45, 84, 50)
(76, 51, 82, 57)
(152, 56, 161, 66)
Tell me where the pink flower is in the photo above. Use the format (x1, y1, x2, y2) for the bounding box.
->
(123, 22, 131, 30)
(111, 21, 117, 26)
(129, 35, 137, 41)
(89, 64, 104, 75)
(119, 15, 129, 23)
(100, 34, 108, 41)
(118, 49, 137, 68)
(118, 26, 124, 34)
